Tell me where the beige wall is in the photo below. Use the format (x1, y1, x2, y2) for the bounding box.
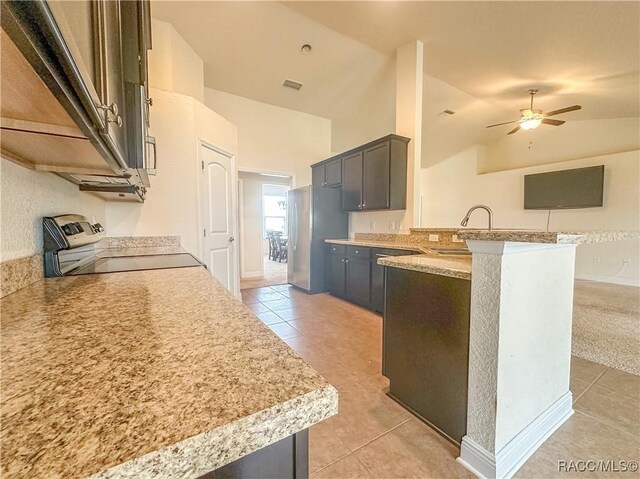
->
(483, 117, 640, 173)
(148, 19, 204, 102)
(238, 172, 290, 278)
(0, 159, 106, 261)
(105, 88, 237, 257)
(204, 88, 332, 187)
(421, 146, 640, 285)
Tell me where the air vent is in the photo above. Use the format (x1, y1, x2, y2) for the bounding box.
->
(440, 109, 456, 116)
(283, 79, 303, 91)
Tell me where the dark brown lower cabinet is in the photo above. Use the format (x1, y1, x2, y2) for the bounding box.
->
(200, 430, 308, 479)
(326, 245, 420, 313)
(383, 267, 471, 445)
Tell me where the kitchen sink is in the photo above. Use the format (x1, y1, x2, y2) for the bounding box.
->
(429, 247, 472, 256)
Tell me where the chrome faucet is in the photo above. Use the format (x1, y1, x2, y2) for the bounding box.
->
(460, 205, 493, 231)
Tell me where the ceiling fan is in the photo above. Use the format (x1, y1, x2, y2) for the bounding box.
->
(486, 89, 581, 135)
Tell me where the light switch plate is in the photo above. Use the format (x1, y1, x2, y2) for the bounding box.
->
(452, 234, 464, 243)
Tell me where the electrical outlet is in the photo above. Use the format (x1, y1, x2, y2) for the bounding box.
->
(370, 221, 376, 231)
(593, 256, 600, 263)
(428, 234, 439, 242)
(452, 234, 464, 243)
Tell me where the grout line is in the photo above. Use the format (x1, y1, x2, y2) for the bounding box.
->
(573, 367, 608, 404)
(311, 418, 412, 477)
(572, 410, 639, 438)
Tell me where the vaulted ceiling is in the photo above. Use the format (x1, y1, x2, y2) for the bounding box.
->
(151, 1, 639, 165)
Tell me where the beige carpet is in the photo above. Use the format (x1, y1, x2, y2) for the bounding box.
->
(572, 280, 640, 375)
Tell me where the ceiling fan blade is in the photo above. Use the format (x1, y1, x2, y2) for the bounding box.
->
(542, 118, 565, 126)
(545, 105, 582, 117)
(507, 125, 520, 135)
(486, 120, 519, 128)
(520, 109, 533, 116)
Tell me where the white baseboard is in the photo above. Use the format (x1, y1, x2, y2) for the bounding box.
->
(458, 391, 574, 479)
(241, 271, 263, 279)
(574, 274, 639, 287)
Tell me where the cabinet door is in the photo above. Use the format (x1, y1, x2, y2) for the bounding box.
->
(363, 142, 390, 210)
(346, 257, 371, 307)
(98, 0, 127, 159)
(324, 158, 342, 187)
(328, 254, 346, 297)
(341, 151, 363, 211)
(371, 256, 385, 313)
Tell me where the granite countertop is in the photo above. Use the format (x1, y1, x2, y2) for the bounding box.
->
(325, 238, 430, 252)
(1, 267, 338, 479)
(456, 229, 640, 244)
(377, 254, 472, 280)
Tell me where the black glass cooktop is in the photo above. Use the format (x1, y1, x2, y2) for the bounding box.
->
(69, 253, 203, 275)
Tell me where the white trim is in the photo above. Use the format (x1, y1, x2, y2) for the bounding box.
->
(458, 392, 574, 479)
(575, 274, 639, 287)
(242, 271, 263, 279)
(467, 240, 577, 255)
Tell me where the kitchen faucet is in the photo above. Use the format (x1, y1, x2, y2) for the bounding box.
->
(460, 205, 493, 231)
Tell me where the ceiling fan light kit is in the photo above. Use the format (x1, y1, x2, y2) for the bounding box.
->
(487, 89, 582, 135)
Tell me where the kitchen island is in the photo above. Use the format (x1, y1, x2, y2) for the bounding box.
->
(0, 265, 337, 478)
(379, 229, 638, 479)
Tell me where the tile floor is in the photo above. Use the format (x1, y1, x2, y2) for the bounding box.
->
(240, 254, 288, 290)
(241, 285, 640, 479)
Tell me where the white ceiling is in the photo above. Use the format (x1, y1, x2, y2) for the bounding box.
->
(151, 1, 639, 164)
(284, 1, 640, 119)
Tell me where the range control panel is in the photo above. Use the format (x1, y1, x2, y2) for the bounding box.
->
(44, 214, 106, 251)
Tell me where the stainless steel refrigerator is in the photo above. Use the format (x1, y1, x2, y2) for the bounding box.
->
(288, 178, 348, 293)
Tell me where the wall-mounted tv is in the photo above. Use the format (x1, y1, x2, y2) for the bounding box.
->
(524, 165, 605, 210)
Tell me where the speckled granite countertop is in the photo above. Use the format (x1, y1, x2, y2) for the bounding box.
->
(325, 238, 430, 252)
(378, 254, 472, 280)
(1, 267, 338, 479)
(456, 230, 640, 244)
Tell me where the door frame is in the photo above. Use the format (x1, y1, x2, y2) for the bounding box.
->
(237, 167, 295, 284)
(197, 138, 239, 297)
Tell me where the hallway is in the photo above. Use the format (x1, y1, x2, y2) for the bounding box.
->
(240, 254, 287, 290)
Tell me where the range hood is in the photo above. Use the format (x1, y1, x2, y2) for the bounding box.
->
(59, 173, 146, 202)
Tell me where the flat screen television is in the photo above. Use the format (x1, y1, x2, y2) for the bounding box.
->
(524, 165, 604, 210)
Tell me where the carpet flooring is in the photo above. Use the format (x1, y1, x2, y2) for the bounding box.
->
(572, 280, 640, 375)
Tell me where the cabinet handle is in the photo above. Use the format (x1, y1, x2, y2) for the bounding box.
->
(362, 203, 366, 208)
(345, 259, 349, 263)
(341, 258, 345, 262)
(355, 250, 359, 254)
(146, 136, 157, 175)
(107, 115, 123, 127)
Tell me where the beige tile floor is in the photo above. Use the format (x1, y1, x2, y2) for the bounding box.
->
(240, 255, 288, 290)
(241, 285, 640, 479)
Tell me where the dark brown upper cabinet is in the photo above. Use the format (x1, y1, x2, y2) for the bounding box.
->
(341, 150, 363, 211)
(341, 135, 409, 212)
(314, 156, 343, 188)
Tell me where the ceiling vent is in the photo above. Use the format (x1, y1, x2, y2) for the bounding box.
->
(283, 79, 303, 91)
(440, 109, 456, 116)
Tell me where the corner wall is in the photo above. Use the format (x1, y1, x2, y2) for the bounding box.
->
(204, 88, 332, 187)
(421, 146, 640, 285)
(0, 158, 105, 262)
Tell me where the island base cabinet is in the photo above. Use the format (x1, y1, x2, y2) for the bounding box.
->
(201, 430, 309, 479)
(383, 268, 471, 445)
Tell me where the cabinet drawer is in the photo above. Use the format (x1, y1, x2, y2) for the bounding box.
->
(327, 244, 346, 255)
(346, 245, 371, 258)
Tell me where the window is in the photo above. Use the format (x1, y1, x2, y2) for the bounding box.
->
(263, 193, 287, 236)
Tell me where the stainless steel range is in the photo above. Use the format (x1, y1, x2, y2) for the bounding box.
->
(43, 215, 202, 277)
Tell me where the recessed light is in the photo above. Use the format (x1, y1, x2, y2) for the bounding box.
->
(300, 44, 312, 55)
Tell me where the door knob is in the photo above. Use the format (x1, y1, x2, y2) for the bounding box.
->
(228, 236, 235, 243)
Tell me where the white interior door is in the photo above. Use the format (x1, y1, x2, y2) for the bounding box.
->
(200, 142, 237, 294)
